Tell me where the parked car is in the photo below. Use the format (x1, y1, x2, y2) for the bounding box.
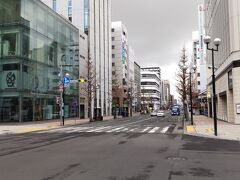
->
(171, 106, 180, 116)
(157, 110, 165, 117)
(150, 111, 157, 116)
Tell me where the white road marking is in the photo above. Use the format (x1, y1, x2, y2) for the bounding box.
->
(94, 126, 112, 132)
(140, 127, 152, 133)
(161, 126, 170, 133)
(128, 128, 138, 132)
(106, 126, 125, 133)
(116, 128, 129, 132)
(148, 127, 160, 133)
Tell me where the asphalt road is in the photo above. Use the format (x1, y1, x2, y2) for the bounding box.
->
(0, 113, 240, 180)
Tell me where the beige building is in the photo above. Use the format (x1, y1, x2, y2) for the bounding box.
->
(204, 0, 240, 124)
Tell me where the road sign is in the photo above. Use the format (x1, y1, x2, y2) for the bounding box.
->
(70, 80, 79, 83)
(63, 76, 71, 85)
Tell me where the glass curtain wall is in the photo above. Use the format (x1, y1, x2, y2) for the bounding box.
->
(0, 0, 79, 122)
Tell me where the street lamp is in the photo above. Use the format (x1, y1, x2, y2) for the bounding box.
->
(203, 35, 221, 136)
(188, 65, 196, 126)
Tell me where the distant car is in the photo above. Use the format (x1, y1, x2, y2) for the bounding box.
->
(157, 110, 165, 117)
(171, 106, 180, 116)
(150, 111, 157, 116)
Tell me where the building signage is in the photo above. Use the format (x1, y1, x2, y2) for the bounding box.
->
(121, 39, 127, 64)
(6, 72, 16, 87)
(236, 104, 240, 114)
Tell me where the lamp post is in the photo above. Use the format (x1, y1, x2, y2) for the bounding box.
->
(203, 36, 221, 136)
(188, 65, 196, 125)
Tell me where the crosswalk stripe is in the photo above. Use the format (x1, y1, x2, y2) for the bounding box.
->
(116, 128, 129, 132)
(148, 127, 160, 133)
(140, 127, 152, 133)
(106, 126, 125, 133)
(86, 126, 104, 132)
(94, 126, 112, 132)
(161, 126, 170, 133)
(128, 128, 138, 132)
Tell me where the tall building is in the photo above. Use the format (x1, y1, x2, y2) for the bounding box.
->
(41, 0, 85, 31)
(81, 0, 112, 118)
(161, 80, 171, 109)
(141, 67, 161, 112)
(0, 0, 79, 122)
(42, 0, 112, 118)
(111, 21, 130, 116)
(204, 0, 240, 123)
(191, 31, 207, 115)
(134, 62, 141, 112)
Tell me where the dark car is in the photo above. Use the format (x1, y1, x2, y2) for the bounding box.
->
(171, 106, 180, 116)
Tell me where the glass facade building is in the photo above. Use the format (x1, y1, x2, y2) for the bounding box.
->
(0, 0, 79, 122)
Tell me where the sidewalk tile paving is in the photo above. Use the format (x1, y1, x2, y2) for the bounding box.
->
(186, 115, 240, 141)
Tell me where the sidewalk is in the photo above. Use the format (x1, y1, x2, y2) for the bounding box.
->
(186, 115, 240, 141)
(0, 116, 113, 135)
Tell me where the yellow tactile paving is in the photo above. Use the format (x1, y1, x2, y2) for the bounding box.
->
(205, 128, 214, 133)
(17, 127, 52, 133)
(187, 126, 196, 133)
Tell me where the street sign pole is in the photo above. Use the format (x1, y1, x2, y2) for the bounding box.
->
(60, 64, 64, 126)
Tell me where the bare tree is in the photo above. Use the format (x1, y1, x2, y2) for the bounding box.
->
(176, 47, 190, 122)
(80, 57, 97, 122)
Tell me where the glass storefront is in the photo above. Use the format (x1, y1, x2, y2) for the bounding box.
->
(0, 0, 79, 122)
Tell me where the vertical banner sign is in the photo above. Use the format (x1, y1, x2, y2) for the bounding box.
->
(122, 38, 127, 64)
(198, 4, 205, 65)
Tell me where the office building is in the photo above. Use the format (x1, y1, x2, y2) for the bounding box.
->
(0, 0, 79, 122)
(161, 80, 171, 109)
(42, 0, 112, 118)
(204, 0, 240, 123)
(141, 67, 161, 112)
(111, 21, 129, 116)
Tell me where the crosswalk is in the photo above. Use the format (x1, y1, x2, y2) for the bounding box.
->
(36, 125, 173, 134)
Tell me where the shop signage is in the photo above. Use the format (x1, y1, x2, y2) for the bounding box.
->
(6, 72, 16, 87)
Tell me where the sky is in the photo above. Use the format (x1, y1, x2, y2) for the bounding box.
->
(112, 0, 203, 98)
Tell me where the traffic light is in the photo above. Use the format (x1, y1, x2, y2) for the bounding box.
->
(79, 79, 87, 83)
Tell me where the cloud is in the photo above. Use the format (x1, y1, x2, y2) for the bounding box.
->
(112, 0, 203, 97)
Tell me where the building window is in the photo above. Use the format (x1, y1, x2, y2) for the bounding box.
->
(228, 70, 233, 90)
(112, 54, 115, 58)
(2, 33, 19, 56)
(111, 28, 115, 32)
(112, 71, 116, 75)
(112, 37, 115, 41)
(197, 73, 200, 77)
(52, 0, 57, 11)
(112, 62, 115, 66)
(68, 0, 72, 21)
(198, 81, 200, 85)
(112, 45, 115, 49)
